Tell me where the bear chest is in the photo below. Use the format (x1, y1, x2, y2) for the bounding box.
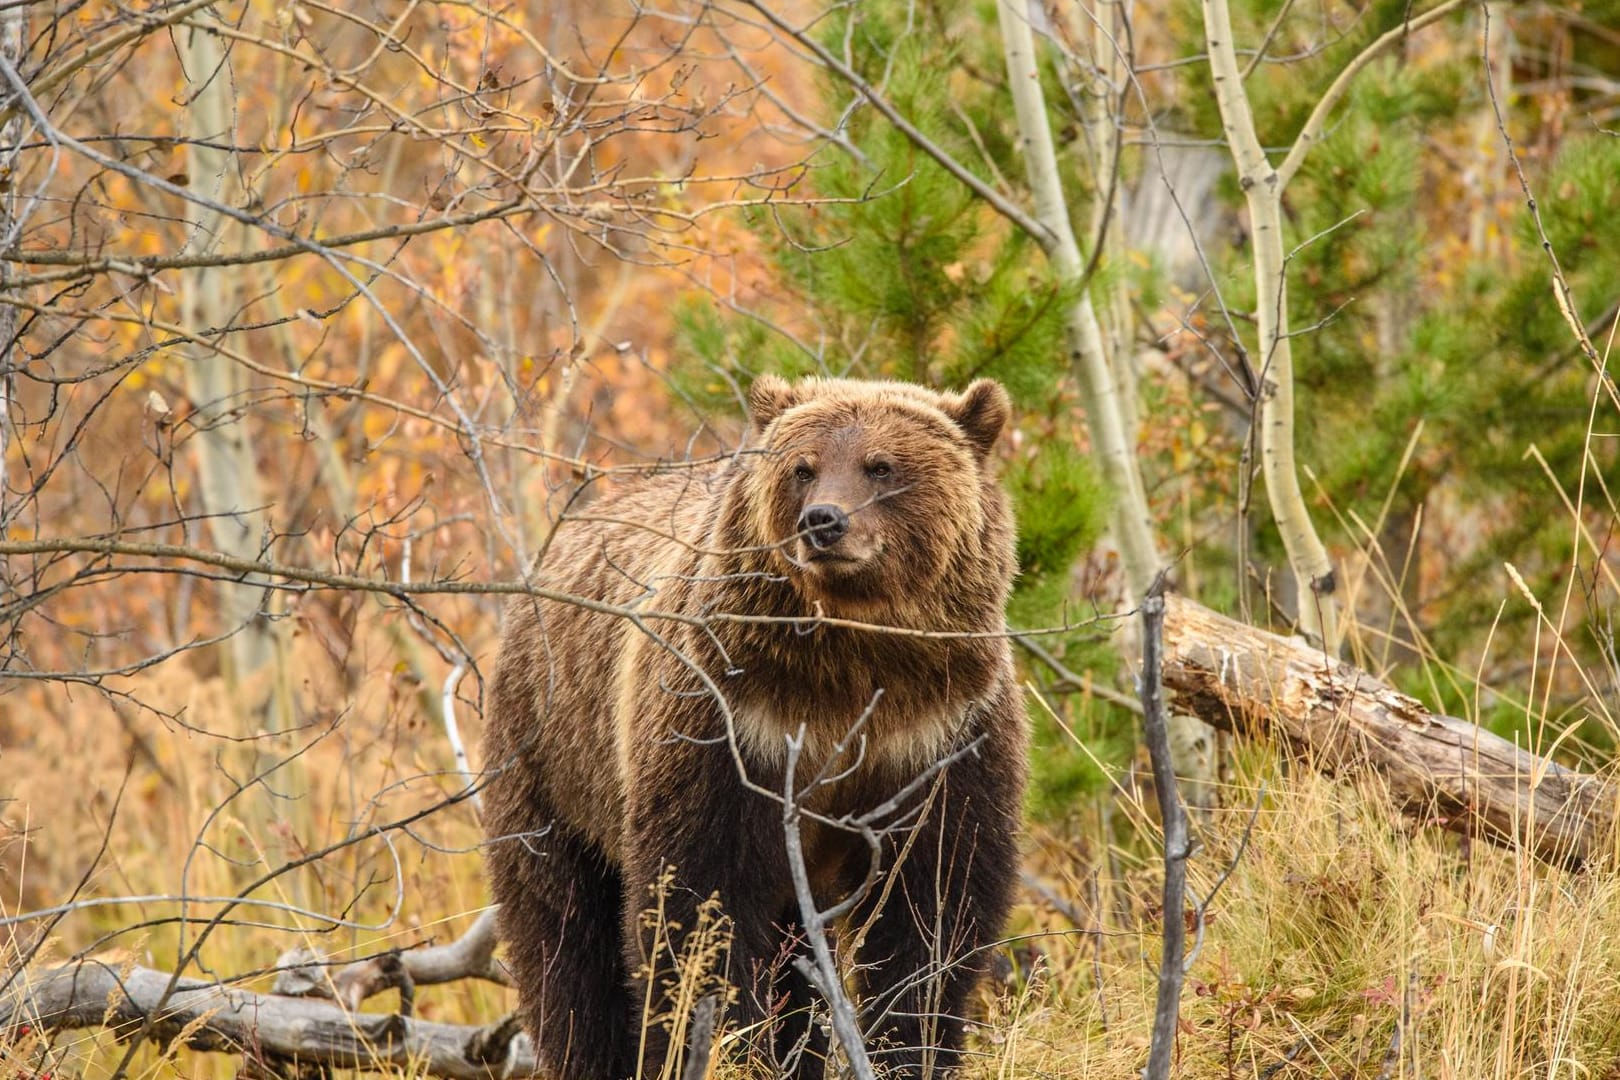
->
(736, 690, 983, 791)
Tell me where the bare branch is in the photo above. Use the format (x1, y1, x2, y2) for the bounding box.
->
(1017, 633, 1144, 714)
(0, 535, 1110, 641)
(1139, 584, 1188, 1080)
(781, 729, 879, 1080)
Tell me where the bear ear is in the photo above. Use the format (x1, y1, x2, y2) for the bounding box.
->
(748, 374, 799, 431)
(943, 379, 1011, 457)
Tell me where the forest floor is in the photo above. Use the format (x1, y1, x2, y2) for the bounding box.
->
(7, 664, 1620, 1080)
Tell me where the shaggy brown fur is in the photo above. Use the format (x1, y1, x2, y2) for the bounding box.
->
(482, 377, 1029, 1080)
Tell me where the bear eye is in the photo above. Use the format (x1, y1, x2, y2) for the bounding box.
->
(867, 462, 892, 480)
(794, 464, 815, 484)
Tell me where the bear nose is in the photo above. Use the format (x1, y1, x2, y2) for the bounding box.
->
(799, 504, 850, 549)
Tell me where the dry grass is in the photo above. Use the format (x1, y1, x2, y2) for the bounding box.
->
(7, 633, 1620, 1080)
(6, 345, 1619, 1077)
(997, 760, 1620, 1080)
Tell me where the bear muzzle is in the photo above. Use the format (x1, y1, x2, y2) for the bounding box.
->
(798, 503, 850, 549)
(791, 514, 885, 583)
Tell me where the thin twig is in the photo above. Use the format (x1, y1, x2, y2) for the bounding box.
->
(1481, 3, 1607, 375)
(1017, 633, 1144, 714)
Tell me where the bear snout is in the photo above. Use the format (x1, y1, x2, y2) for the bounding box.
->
(798, 503, 850, 549)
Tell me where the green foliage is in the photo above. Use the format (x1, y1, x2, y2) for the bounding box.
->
(1284, 128, 1620, 664)
(668, 0, 1134, 807)
(1350, 53, 1474, 125)
(1006, 441, 1109, 621)
(668, 299, 823, 417)
(950, 249, 1082, 401)
(1025, 679, 1137, 821)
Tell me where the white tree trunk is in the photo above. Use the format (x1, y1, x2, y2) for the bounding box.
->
(998, 0, 1216, 801)
(0, 7, 26, 537)
(1201, 0, 1342, 652)
(1200, 0, 1467, 652)
(181, 15, 274, 694)
(997, 0, 1158, 590)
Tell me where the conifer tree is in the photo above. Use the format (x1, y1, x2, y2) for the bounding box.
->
(679, 0, 1620, 799)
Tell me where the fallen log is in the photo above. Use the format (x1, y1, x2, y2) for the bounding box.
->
(2, 912, 524, 1079)
(0, 961, 536, 1080)
(1161, 594, 1618, 866)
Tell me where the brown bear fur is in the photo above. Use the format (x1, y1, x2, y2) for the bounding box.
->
(482, 377, 1029, 1080)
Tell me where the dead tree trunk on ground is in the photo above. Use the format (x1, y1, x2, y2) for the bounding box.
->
(1161, 595, 1617, 866)
(1, 911, 522, 1080)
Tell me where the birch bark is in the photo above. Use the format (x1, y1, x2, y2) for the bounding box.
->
(181, 15, 274, 696)
(997, 0, 1215, 798)
(1201, 0, 1468, 652)
(1202, 0, 1340, 649)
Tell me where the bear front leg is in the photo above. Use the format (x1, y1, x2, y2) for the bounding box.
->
(851, 734, 1023, 1078)
(620, 744, 794, 1079)
(485, 800, 637, 1080)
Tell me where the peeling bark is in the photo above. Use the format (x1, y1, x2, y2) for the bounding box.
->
(1162, 595, 1617, 866)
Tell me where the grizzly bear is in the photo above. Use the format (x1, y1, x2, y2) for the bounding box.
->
(482, 376, 1028, 1080)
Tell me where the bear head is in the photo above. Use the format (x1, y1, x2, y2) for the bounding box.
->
(742, 375, 1014, 618)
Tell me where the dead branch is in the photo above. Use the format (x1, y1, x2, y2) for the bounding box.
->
(0, 960, 535, 1080)
(275, 908, 508, 1013)
(782, 725, 879, 1080)
(0, 535, 1109, 643)
(1161, 595, 1619, 866)
(1139, 587, 1187, 1080)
